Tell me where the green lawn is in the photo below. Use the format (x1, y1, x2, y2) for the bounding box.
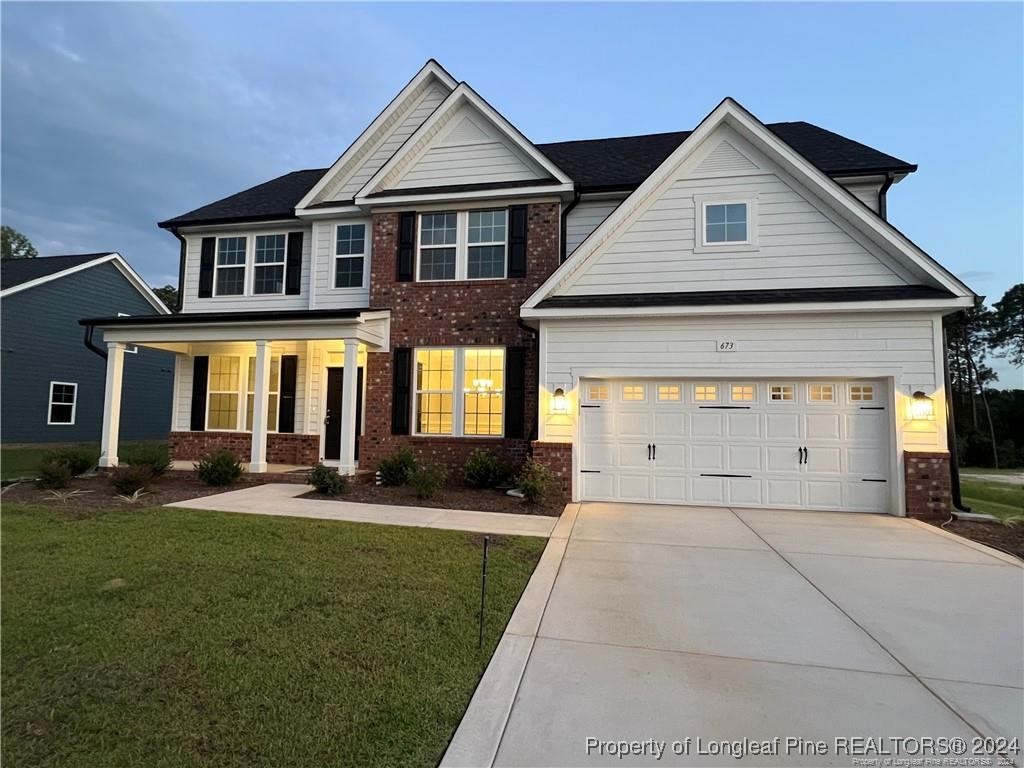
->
(1, 442, 165, 480)
(1, 504, 545, 768)
(960, 478, 1024, 521)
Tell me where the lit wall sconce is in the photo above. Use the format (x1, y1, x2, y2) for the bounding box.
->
(908, 390, 935, 421)
(551, 387, 569, 414)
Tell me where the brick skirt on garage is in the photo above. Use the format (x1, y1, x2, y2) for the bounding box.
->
(904, 451, 952, 520)
(169, 431, 321, 466)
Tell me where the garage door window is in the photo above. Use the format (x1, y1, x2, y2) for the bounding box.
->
(694, 384, 718, 402)
(809, 384, 835, 403)
(657, 384, 681, 402)
(622, 384, 646, 401)
(850, 384, 875, 401)
(731, 384, 756, 402)
(586, 384, 609, 402)
(769, 384, 795, 402)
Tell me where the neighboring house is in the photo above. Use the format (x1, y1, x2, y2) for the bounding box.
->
(1, 253, 173, 444)
(84, 60, 974, 517)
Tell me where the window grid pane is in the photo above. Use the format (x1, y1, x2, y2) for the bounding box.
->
(207, 356, 240, 430)
(809, 384, 835, 402)
(335, 256, 364, 288)
(850, 385, 874, 401)
(215, 267, 245, 296)
(588, 384, 609, 401)
(694, 384, 718, 402)
(731, 384, 755, 402)
(217, 237, 247, 266)
(463, 348, 505, 436)
(468, 209, 507, 244)
(254, 234, 285, 264)
(769, 385, 794, 401)
(657, 385, 681, 401)
(335, 224, 365, 256)
(467, 245, 505, 279)
(415, 349, 455, 435)
(622, 385, 645, 401)
(419, 248, 456, 280)
(706, 203, 748, 243)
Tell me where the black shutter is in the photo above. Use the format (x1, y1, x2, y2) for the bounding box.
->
(285, 232, 303, 295)
(278, 355, 298, 433)
(396, 212, 416, 282)
(190, 356, 209, 431)
(504, 346, 526, 438)
(391, 348, 412, 434)
(198, 238, 216, 298)
(508, 205, 528, 278)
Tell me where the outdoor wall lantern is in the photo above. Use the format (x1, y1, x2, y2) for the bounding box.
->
(551, 387, 569, 414)
(909, 390, 935, 421)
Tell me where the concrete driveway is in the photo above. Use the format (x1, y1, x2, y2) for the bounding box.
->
(448, 503, 1023, 767)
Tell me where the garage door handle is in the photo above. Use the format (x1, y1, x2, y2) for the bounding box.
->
(652, 444, 657, 460)
(647, 443, 652, 461)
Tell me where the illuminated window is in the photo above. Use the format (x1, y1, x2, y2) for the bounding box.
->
(246, 356, 281, 432)
(463, 348, 505, 436)
(769, 385, 794, 402)
(731, 384, 755, 402)
(850, 384, 875, 402)
(657, 384, 681, 401)
(809, 384, 835, 403)
(207, 356, 240, 430)
(694, 384, 718, 402)
(622, 384, 646, 401)
(413, 348, 506, 436)
(588, 384, 609, 401)
(415, 349, 455, 435)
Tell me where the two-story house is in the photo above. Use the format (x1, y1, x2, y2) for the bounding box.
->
(83, 60, 974, 517)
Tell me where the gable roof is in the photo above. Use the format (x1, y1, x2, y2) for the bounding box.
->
(0, 252, 170, 313)
(524, 97, 973, 314)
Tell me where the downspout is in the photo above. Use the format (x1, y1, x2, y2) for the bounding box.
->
(559, 185, 581, 263)
(943, 323, 970, 513)
(83, 322, 107, 361)
(170, 226, 186, 312)
(878, 172, 895, 221)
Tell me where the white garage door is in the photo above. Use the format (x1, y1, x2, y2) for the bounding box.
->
(579, 379, 891, 513)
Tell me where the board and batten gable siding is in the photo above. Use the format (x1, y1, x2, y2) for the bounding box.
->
(565, 198, 624, 256)
(180, 227, 313, 313)
(538, 311, 945, 452)
(1, 261, 173, 443)
(310, 218, 372, 309)
(556, 126, 916, 297)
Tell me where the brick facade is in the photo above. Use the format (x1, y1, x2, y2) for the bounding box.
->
(169, 431, 320, 466)
(531, 441, 573, 501)
(904, 451, 952, 520)
(360, 202, 560, 477)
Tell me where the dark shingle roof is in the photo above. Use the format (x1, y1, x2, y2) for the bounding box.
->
(159, 121, 916, 227)
(1, 253, 113, 291)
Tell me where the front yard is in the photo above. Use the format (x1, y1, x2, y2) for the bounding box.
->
(1, 504, 545, 768)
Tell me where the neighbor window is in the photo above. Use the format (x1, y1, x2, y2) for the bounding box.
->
(731, 384, 756, 402)
(809, 384, 835, 403)
(207, 356, 240, 430)
(769, 385, 795, 402)
(215, 237, 247, 296)
(47, 381, 77, 425)
(253, 234, 286, 295)
(694, 384, 718, 402)
(335, 223, 366, 288)
(850, 384, 875, 402)
(245, 356, 281, 432)
(657, 384, 681, 401)
(418, 209, 508, 281)
(414, 347, 505, 436)
(705, 203, 748, 244)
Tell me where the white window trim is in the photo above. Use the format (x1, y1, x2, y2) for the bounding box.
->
(245, 354, 282, 433)
(213, 235, 249, 298)
(47, 381, 78, 425)
(416, 209, 508, 283)
(412, 346, 506, 438)
(331, 221, 370, 291)
(693, 193, 759, 253)
(251, 233, 288, 296)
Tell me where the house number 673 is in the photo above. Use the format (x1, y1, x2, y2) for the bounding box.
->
(718, 341, 736, 352)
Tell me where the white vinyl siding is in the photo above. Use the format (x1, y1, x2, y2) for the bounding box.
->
(310, 218, 371, 309)
(565, 198, 624, 256)
(841, 181, 882, 214)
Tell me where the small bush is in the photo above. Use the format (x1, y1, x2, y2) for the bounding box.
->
(408, 464, 447, 500)
(109, 464, 154, 495)
(463, 449, 508, 489)
(41, 445, 97, 476)
(308, 463, 348, 496)
(36, 458, 72, 489)
(517, 459, 554, 505)
(195, 449, 243, 486)
(121, 443, 171, 477)
(378, 446, 416, 487)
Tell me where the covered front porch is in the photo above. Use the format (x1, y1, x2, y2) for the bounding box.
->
(82, 309, 389, 474)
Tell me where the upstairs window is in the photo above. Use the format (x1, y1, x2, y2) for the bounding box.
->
(467, 210, 507, 279)
(419, 213, 458, 281)
(705, 203, 748, 244)
(48, 382, 77, 425)
(253, 234, 286, 295)
(335, 224, 366, 288)
(418, 209, 508, 282)
(215, 237, 247, 296)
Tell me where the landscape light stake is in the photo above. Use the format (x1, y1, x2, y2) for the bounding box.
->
(478, 536, 490, 649)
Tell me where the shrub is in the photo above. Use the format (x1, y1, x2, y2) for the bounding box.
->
(36, 458, 72, 489)
(195, 449, 243, 486)
(308, 463, 348, 496)
(121, 443, 171, 477)
(41, 445, 97, 476)
(378, 446, 416, 487)
(408, 464, 447, 500)
(517, 459, 554, 505)
(109, 464, 154, 495)
(463, 449, 508, 489)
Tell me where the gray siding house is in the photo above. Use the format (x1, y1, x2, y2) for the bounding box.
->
(1, 253, 173, 444)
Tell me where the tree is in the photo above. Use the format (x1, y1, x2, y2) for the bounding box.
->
(1, 226, 38, 260)
(152, 284, 179, 312)
(987, 283, 1023, 368)
(945, 304, 999, 467)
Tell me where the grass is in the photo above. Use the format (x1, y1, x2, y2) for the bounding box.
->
(960, 466, 1023, 477)
(960, 478, 1023, 522)
(1, 504, 545, 768)
(1, 442, 165, 481)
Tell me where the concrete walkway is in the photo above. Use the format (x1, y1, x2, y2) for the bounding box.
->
(444, 503, 1023, 767)
(167, 483, 556, 537)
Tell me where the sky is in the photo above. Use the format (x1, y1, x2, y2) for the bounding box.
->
(2, 2, 1021, 383)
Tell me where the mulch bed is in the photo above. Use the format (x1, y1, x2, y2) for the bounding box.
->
(300, 482, 564, 517)
(1, 473, 269, 509)
(930, 518, 1024, 560)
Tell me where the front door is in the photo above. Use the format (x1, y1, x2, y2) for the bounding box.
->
(324, 367, 364, 461)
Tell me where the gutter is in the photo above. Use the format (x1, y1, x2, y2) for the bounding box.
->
(878, 172, 895, 221)
(83, 322, 107, 361)
(559, 184, 581, 262)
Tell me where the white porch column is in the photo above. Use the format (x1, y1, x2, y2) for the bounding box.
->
(338, 339, 359, 475)
(250, 340, 271, 473)
(99, 342, 126, 468)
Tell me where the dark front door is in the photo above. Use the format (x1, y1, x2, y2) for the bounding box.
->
(324, 367, 364, 461)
